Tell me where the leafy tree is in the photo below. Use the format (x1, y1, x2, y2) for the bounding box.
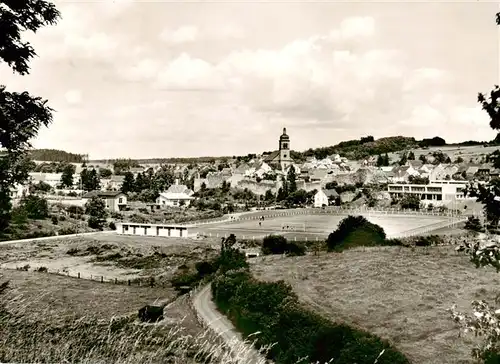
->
(262, 235, 305, 256)
(20, 195, 49, 219)
(407, 151, 415, 160)
(134, 172, 146, 192)
(400, 194, 421, 210)
(376, 153, 390, 167)
(376, 154, 384, 167)
(112, 158, 140, 175)
(464, 216, 483, 232)
(31, 181, 51, 193)
(0, 0, 60, 232)
(264, 189, 275, 202)
(60, 163, 76, 188)
(121, 172, 135, 193)
(408, 175, 429, 185)
(99, 168, 112, 178)
(327, 215, 387, 251)
(454, 156, 464, 164)
(419, 154, 427, 163)
(81, 168, 100, 191)
(398, 152, 407, 166)
(85, 196, 106, 219)
(287, 165, 297, 194)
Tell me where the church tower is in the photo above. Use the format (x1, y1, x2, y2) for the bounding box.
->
(279, 127, 292, 170)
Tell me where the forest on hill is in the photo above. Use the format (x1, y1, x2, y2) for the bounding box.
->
(30, 134, 498, 165)
(29, 149, 84, 163)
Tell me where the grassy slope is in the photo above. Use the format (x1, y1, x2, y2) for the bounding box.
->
(250, 246, 499, 364)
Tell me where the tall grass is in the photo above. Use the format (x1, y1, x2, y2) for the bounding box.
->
(0, 288, 269, 364)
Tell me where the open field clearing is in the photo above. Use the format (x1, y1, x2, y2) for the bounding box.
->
(0, 269, 176, 321)
(250, 246, 500, 364)
(0, 233, 220, 283)
(194, 213, 452, 240)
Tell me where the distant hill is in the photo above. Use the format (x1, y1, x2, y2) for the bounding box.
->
(296, 136, 419, 160)
(29, 149, 84, 163)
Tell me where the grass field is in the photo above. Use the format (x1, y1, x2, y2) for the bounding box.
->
(0, 233, 220, 285)
(251, 246, 498, 364)
(194, 213, 452, 240)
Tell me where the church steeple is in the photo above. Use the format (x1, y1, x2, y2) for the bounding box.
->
(279, 127, 292, 170)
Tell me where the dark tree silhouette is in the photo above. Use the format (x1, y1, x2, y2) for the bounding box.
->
(0, 1, 60, 233)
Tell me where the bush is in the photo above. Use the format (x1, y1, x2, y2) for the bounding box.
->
(59, 215, 66, 221)
(465, 216, 484, 232)
(88, 216, 102, 230)
(51, 215, 58, 225)
(262, 235, 306, 256)
(212, 268, 409, 364)
(327, 215, 386, 251)
(59, 227, 78, 235)
(400, 194, 421, 210)
(67, 191, 78, 197)
(412, 235, 444, 247)
(109, 221, 116, 230)
(20, 195, 49, 219)
(66, 205, 84, 215)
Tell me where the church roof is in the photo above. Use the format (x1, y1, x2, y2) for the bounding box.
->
(263, 150, 280, 162)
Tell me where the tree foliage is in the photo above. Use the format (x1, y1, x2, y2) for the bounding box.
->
(327, 215, 387, 251)
(0, 0, 60, 232)
(211, 251, 409, 364)
(262, 235, 306, 256)
(84, 196, 106, 220)
(60, 163, 76, 188)
(80, 168, 100, 191)
(449, 13, 500, 363)
(29, 149, 83, 162)
(19, 195, 48, 219)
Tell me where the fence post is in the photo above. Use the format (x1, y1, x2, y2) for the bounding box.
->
(78, 272, 80, 279)
(128, 279, 131, 286)
(101, 276, 103, 283)
(115, 278, 117, 284)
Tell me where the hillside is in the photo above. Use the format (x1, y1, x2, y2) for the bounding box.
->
(29, 149, 84, 163)
(298, 136, 419, 160)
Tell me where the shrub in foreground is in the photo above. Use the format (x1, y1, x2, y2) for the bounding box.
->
(212, 270, 409, 364)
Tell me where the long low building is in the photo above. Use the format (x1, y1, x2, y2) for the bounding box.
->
(387, 180, 470, 204)
(116, 222, 191, 238)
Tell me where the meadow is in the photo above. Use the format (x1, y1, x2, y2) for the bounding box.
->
(250, 245, 498, 364)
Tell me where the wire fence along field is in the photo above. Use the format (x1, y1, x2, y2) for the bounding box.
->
(193, 207, 465, 242)
(6, 265, 166, 288)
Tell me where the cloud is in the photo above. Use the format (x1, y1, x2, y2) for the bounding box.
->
(330, 16, 376, 40)
(160, 25, 199, 44)
(153, 53, 226, 91)
(159, 23, 246, 45)
(64, 89, 82, 105)
(124, 14, 468, 135)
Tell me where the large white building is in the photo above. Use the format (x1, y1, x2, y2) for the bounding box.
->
(387, 180, 471, 205)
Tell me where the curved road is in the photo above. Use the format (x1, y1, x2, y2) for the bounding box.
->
(193, 284, 267, 364)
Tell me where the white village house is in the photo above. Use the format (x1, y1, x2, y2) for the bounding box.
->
(156, 180, 194, 207)
(82, 191, 127, 212)
(314, 189, 340, 208)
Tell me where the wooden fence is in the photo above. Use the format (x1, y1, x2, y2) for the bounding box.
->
(10, 265, 165, 288)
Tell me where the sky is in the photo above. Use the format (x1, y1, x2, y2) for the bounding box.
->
(1, 0, 499, 159)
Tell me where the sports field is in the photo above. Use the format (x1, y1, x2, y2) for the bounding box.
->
(192, 213, 453, 240)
